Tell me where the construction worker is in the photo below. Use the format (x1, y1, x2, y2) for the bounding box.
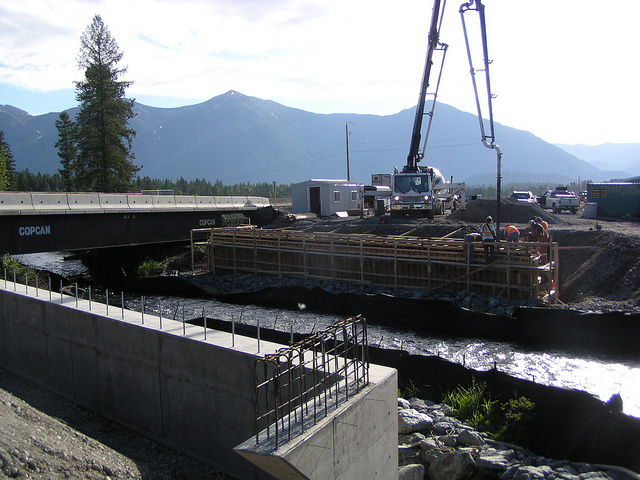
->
(535, 216, 549, 237)
(504, 224, 520, 242)
(527, 219, 547, 264)
(482, 216, 496, 263)
(463, 231, 482, 264)
(534, 216, 549, 263)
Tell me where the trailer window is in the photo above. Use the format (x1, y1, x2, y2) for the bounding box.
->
(333, 191, 341, 202)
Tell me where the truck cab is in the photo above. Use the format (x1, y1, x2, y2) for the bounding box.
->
(390, 169, 435, 218)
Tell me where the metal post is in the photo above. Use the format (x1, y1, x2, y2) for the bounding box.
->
(202, 308, 206, 340)
(121, 292, 125, 319)
(106, 289, 109, 315)
(88, 286, 92, 310)
(13, 270, 16, 291)
(59, 279, 63, 303)
(159, 307, 163, 330)
(232, 316, 235, 348)
(141, 296, 145, 324)
(48, 276, 51, 301)
(75, 283, 78, 307)
(290, 324, 294, 345)
(25, 273, 28, 294)
(3, 268, 6, 288)
(257, 317, 261, 353)
(35, 273, 38, 296)
(182, 305, 185, 335)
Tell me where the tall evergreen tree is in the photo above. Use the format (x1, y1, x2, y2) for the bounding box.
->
(74, 15, 139, 192)
(0, 144, 9, 191)
(0, 131, 15, 190)
(55, 112, 78, 191)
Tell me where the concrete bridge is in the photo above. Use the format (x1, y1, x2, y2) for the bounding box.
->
(0, 192, 274, 254)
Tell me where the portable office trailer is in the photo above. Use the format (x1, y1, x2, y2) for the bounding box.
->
(291, 179, 363, 216)
(587, 182, 640, 217)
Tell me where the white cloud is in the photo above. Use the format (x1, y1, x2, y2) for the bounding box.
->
(0, 0, 638, 145)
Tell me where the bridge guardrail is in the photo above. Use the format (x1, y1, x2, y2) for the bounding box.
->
(0, 192, 271, 215)
(32, 193, 70, 211)
(67, 193, 103, 211)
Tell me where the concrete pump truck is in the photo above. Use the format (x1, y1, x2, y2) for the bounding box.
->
(385, 0, 502, 229)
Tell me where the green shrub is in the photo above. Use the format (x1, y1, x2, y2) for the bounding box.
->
(442, 378, 535, 447)
(136, 258, 163, 278)
(0, 253, 37, 284)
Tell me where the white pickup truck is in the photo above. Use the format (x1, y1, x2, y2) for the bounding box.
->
(539, 187, 580, 214)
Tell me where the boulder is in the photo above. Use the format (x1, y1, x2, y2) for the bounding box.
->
(511, 465, 554, 479)
(398, 409, 434, 435)
(399, 463, 425, 480)
(457, 429, 484, 447)
(429, 451, 476, 480)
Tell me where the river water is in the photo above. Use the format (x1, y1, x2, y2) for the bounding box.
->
(13, 252, 640, 419)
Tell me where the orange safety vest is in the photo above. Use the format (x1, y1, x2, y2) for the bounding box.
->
(539, 220, 549, 236)
(505, 224, 519, 236)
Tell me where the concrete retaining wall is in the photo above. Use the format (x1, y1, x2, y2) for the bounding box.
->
(0, 283, 397, 479)
(0, 283, 281, 478)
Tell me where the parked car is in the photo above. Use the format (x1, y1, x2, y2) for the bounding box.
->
(510, 191, 537, 204)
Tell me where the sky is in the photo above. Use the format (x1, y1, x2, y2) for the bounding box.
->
(0, 0, 638, 146)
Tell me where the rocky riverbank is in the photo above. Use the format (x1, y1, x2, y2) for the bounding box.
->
(397, 398, 640, 480)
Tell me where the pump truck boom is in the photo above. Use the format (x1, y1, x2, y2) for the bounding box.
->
(384, 0, 498, 221)
(388, 0, 449, 219)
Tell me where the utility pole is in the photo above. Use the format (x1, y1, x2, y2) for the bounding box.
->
(345, 122, 352, 181)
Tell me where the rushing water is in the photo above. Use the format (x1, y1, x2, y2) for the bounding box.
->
(12, 252, 640, 419)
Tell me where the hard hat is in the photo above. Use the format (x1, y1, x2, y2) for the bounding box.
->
(529, 219, 534, 225)
(486, 216, 493, 223)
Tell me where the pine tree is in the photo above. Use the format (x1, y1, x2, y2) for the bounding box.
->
(0, 131, 15, 190)
(55, 112, 78, 192)
(74, 15, 139, 193)
(0, 145, 9, 191)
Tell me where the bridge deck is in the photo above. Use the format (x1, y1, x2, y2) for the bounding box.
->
(0, 193, 273, 254)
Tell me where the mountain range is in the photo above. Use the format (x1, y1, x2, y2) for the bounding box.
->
(0, 90, 637, 186)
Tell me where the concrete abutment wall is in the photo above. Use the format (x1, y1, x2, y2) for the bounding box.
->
(0, 283, 397, 480)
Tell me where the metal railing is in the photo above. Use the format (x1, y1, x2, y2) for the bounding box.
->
(253, 316, 369, 449)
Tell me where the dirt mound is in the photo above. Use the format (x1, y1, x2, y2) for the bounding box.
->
(553, 227, 640, 306)
(448, 198, 566, 226)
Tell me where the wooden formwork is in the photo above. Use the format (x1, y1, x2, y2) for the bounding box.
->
(194, 227, 559, 300)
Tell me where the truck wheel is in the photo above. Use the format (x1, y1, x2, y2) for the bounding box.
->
(571, 207, 578, 214)
(426, 209, 435, 220)
(552, 203, 558, 214)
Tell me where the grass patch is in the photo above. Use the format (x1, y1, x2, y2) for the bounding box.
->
(442, 378, 535, 446)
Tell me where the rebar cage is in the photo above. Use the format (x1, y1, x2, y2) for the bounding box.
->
(253, 316, 370, 449)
